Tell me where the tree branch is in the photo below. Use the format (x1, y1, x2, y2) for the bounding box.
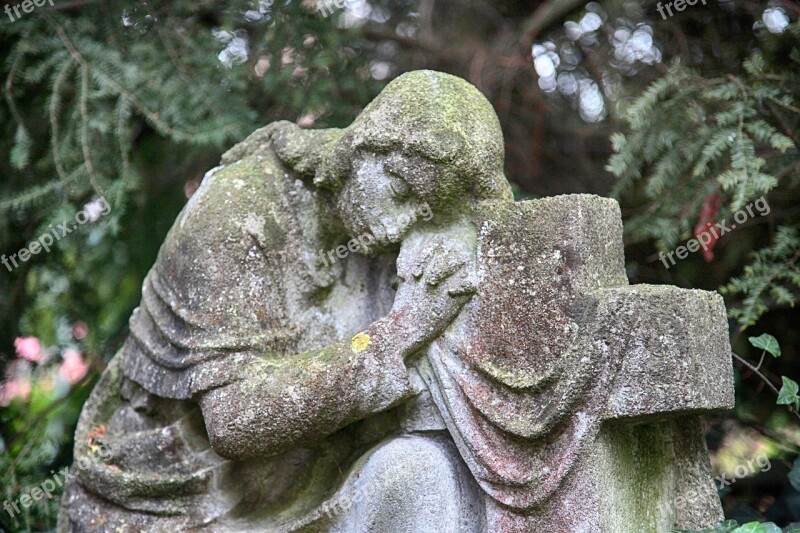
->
(360, 28, 445, 57)
(732, 351, 800, 422)
(520, 0, 585, 46)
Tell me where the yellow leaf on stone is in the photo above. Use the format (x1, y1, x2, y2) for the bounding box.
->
(351, 332, 370, 353)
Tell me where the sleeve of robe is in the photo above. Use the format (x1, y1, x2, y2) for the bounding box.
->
(199, 320, 414, 460)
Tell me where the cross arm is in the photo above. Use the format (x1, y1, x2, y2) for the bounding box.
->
(586, 285, 735, 421)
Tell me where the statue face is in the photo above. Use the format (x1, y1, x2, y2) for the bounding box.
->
(336, 150, 434, 248)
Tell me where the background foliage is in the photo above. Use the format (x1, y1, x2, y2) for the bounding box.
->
(1, 0, 799, 531)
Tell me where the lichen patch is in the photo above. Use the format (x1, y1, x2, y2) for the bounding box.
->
(350, 332, 371, 353)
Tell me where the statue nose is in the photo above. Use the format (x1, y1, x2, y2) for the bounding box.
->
(386, 225, 402, 242)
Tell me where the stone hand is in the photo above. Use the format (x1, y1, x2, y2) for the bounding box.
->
(391, 237, 477, 358)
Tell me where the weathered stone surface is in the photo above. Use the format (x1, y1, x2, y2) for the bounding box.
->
(603, 285, 734, 420)
(419, 194, 733, 531)
(59, 70, 734, 533)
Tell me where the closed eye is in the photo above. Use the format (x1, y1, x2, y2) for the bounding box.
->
(387, 172, 412, 199)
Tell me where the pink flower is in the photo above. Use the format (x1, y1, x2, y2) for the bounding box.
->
(72, 321, 89, 341)
(59, 349, 88, 385)
(14, 337, 44, 363)
(0, 378, 31, 406)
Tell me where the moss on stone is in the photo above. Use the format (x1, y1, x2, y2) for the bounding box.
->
(178, 152, 289, 257)
(317, 70, 513, 206)
(602, 422, 674, 531)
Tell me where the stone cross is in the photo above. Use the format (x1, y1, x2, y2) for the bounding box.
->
(420, 194, 734, 532)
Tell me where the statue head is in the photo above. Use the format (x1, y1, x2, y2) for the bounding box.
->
(315, 70, 513, 247)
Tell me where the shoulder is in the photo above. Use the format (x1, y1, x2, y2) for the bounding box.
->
(220, 121, 342, 176)
(174, 152, 288, 246)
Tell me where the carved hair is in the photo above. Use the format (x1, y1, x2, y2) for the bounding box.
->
(321, 71, 513, 206)
(269, 71, 513, 208)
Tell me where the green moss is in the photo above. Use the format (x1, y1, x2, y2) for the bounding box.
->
(181, 152, 289, 254)
(319, 70, 513, 204)
(244, 341, 351, 393)
(604, 422, 673, 531)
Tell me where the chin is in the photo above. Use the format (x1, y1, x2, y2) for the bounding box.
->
(379, 228, 410, 247)
(350, 223, 408, 253)
(359, 245, 382, 258)
(375, 237, 399, 250)
(369, 235, 402, 254)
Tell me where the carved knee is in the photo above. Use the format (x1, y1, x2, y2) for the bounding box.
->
(329, 434, 484, 533)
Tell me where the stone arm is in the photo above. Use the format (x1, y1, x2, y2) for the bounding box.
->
(200, 226, 474, 461)
(199, 312, 418, 461)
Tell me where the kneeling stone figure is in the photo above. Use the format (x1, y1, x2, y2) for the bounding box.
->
(59, 70, 734, 533)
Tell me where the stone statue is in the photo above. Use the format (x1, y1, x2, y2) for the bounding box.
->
(58, 70, 734, 533)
